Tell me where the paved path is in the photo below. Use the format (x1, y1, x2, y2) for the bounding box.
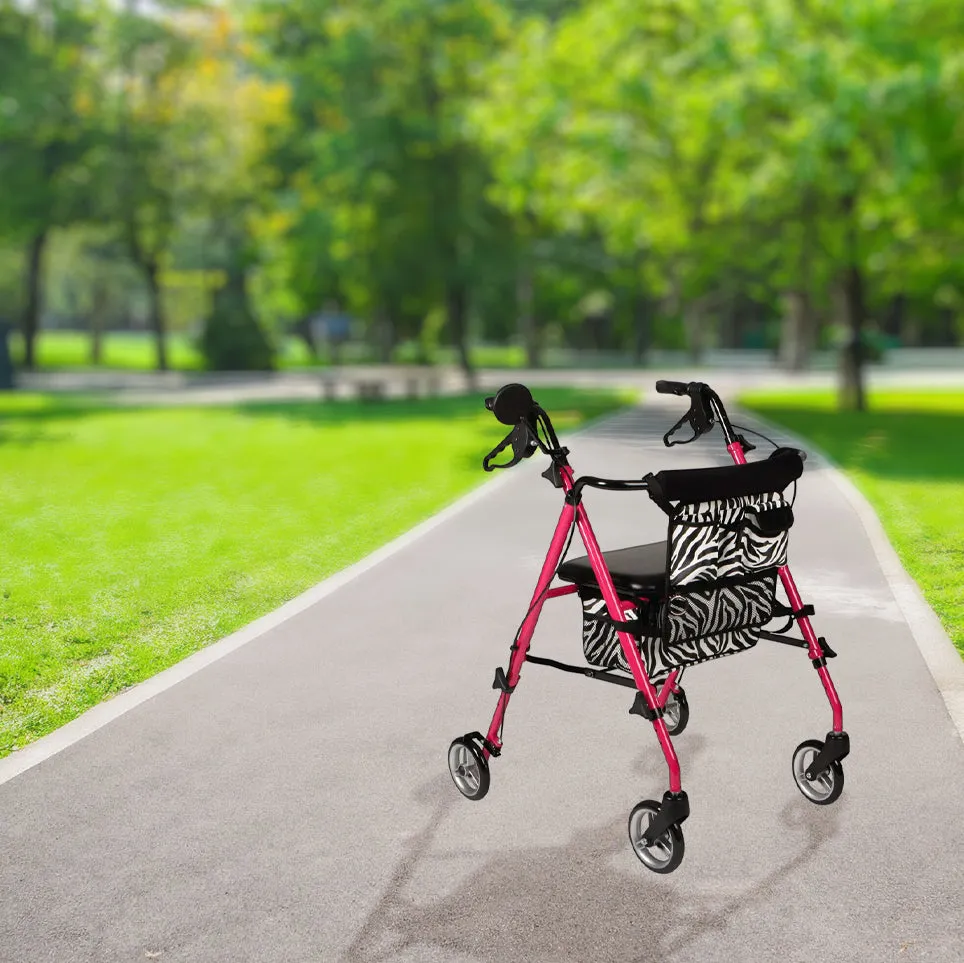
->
(1, 400, 963, 962)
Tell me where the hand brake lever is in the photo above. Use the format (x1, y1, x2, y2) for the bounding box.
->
(482, 421, 537, 471)
(662, 385, 714, 447)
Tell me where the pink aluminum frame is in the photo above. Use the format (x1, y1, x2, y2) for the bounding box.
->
(727, 442, 843, 731)
(482, 437, 843, 792)
(483, 464, 683, 792)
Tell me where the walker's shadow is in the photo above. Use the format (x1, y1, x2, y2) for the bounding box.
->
(340, 737, 841, 963)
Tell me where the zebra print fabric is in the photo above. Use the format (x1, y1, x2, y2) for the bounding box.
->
(580, 492, 790, 683)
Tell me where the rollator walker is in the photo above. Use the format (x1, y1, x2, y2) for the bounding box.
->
(447, 381, 848, 874)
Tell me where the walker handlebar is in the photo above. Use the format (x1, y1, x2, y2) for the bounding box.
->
(481, 379, 739, 471)
(655, 380, 688, 396)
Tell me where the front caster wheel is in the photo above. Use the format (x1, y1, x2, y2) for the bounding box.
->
(628, 800, 685, 873)
(448, 736, 490, 801)
(663, 687, 689, 736)
(792, 739, 844, 805)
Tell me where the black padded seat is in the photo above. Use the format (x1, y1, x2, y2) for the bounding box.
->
(558, 541, 668, 597)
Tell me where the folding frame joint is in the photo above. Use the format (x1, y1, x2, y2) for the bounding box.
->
(541, 462, 565, 489)
(629, 691, 663, 721)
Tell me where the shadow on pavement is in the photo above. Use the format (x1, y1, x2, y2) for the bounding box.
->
(340, 739, 841, 963)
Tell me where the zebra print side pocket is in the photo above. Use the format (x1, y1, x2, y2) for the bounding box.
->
(580, 592, 655, 671)
(663, 572, 778, 645)
(641, 627, 762, 685)
(743, 496, 790, 569)
(581, 595, 623, 669)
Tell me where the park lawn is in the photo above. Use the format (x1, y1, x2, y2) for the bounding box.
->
(739, 388, 964, 659)
(0, 386, 635, 755)
(8, 330, 528, 372)
(10, 330, 206, 371)
(8, 331, 324, 371)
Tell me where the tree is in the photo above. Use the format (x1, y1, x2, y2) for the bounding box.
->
(111, 0, 206, 371)
(0, 0, 107, 369)
(474, 0, 754, 362)
(174, 8, 292, 370)
(475, 0, 964, 398)
(254, 0, 514, 381)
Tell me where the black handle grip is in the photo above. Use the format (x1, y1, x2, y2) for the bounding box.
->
(655, 380, 688, 396)
(486, 383, 534, 426)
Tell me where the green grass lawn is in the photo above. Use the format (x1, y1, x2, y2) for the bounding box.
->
(8, 330, 329, 371)
(739, 388, 964, 659)
(10, 331, 206, 371)
(10, 330, 647, 373)
(0, 386, 634, 756)
(8, 330, 529, 372)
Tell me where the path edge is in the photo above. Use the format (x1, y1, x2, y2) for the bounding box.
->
(737, 407, 964, 745)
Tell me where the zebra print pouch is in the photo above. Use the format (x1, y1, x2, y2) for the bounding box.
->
(580, 493, 791, 682)
(580, 591, 641, 672)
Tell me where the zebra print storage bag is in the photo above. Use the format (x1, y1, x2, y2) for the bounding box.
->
(636, 493, 791, 685)
(579, 493, 791, 684)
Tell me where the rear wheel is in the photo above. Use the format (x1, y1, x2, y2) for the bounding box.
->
(628, 800, 685, 873)
(791, 739, 844, 805)
(448, 736, 490, 801)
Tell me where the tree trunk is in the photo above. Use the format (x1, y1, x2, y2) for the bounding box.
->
(375, 307, 396, 364)
(938, 307, 956, 345)
(293, 314, 318, 359)
(89, 277, 108, 366)
(630, 251, 650, 364)
(718, 291, 737, 350)
(517, 266, 539, 368)
(901, 312, 922, 347)
(837, 192, 865, 411)
(632, 290, 650, 365)
(781, 187, 818, 370)
(837, 266, 866, 411)
(144, 261, 168, 372)
(200, 247, 273, 372)
(20, 230, 48, 370)
(779, 290, 813, 371)
(682, 298, 707, 364)
(446, 282, 474, 388)
(884, 293, 905, 339)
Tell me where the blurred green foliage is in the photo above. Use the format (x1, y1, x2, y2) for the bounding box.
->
(2, 0, 964, 390)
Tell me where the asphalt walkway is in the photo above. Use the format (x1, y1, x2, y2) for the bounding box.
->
(1, 399, 962, 962)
